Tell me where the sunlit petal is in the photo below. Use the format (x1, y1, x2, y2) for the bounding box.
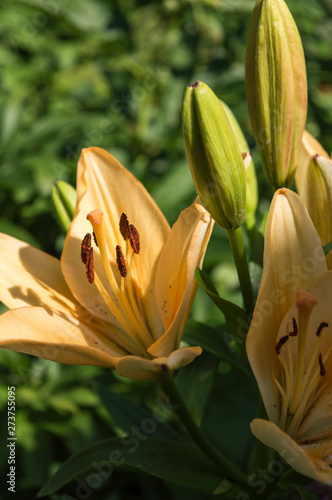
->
(149, 202, 213, 356)
(61, 147, 170, 326)
(0, 306, 123, 367)
(0, 233, 77, 312)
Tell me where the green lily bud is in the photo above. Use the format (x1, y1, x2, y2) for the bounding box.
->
(52, 180, 77, 232)
(182, 81, 246, 230)
(245, 0, 307, 189)
(221, 100, 258, 215)
(297, 154, 332, 249)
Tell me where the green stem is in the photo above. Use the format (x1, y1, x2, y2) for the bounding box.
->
(226, 226, 255, 316)
(160, 372, 250, 493)
(244, 211, 258, 249)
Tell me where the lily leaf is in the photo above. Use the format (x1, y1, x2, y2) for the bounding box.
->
(183, 320, 248, 372)
(96, 383, 178, 440)
(195, 268, 249, 336)
(323, 240, 332, 256)
(37, 438, 223, 497)
(175, 351, 218, 424)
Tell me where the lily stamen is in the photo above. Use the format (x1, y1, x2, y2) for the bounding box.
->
(274, 289, 331, 438)
(85, 210, 155, 351)
(116, 245, 127, 278)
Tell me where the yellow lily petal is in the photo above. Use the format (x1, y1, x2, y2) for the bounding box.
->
(247, 189, 327, 423)
(61, 147, 170, 329)
(0, 306, 123, 367)
(251, 419, 332, 485)
(296, 130, 330, 193)
(148, 202, 213, 357)
(298, 155, 332, 260)
(0, 233, 77, 312)
(116, 346, 202, 381)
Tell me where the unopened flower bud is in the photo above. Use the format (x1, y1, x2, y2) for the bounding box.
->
(297, 155, 332, 254)
(245, 0, 307, 189)
(221, 100, 258, 215)
(182, 81, 246, 229)
(52, 180, 77, 232)
(296, 130, 330, 191)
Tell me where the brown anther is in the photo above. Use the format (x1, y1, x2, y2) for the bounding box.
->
(119, 213, 129, 240)
(128, 224, 140, 254)
(275, 335, 289, 355)
(81, 233, 92, 265)
(116, 245, 127, 278)
(316, 322, 329, 337)
(289, 317, 298, 337)
(319, 353, 326, 376)
(86, 248, 94, 284)
(92, 231, 99, 247)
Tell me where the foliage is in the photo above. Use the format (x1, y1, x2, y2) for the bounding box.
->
(1, 0, 332, 498)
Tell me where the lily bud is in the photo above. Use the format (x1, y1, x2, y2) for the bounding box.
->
(221, 100, 258, 215)
(297, 155, 332, 253)
(245, 0, 307, 189)
(52, 180, 77, 232)
(296, 130, 330, 191)
(182, 81, 246, 230)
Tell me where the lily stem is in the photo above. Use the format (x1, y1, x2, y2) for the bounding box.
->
(159, 371, 250, 493)
(226, 226, 255, 316)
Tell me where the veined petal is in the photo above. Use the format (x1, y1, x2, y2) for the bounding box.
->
(246, 189, 327, 423)
(298, 155, 332, 251)
(61, 147, 170, 327)
(0, 306, 124, 367)
(115, 346, 202, 381)
(296, 130, 329, 192)
(0, 233, 77, 312)
(148, 202, 213, 357)
(251, 419, 332, 485)
(298, 379, 332, 441)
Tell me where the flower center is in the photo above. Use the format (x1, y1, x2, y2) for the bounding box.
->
(274, 290, 330, 437)
(80, 210, 155, 357)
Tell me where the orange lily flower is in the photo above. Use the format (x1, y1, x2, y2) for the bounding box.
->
(247, 188, 332, 484)
(0, 148, 213, 380)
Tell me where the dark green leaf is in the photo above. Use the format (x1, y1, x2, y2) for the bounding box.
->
(176, 351, 218, 424)
(183, 320, 248, 372)
(195, 268, 249, 337)
(96, 384, 178, 440)
(323, 240, 332, 256)
(37, 438, 223, 496)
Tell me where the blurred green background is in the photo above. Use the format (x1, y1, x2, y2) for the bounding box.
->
(0, 0, 332, 498)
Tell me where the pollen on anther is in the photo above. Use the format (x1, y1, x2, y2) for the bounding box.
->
(86, 248, 94, 284)
(119, 213, 129, 240)
(319, 353, 326, 376)
(316, 322, 329, 337)
(81, 233, 92, 265)
(275, 335, 289, 355)
(116, 245, 127, 278)
(128, 224, 140, 254)
(289, 317, 298, 337)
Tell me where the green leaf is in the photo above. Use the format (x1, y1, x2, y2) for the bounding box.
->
(201, 368, 259, 469)
(96, 384, 178, 440)
(37, 438, 223, 497)
(195, 268, 249, 336)
(176, 351, 218, 424)
(183, 320, 248, 372)
(323, 240, 332, 256)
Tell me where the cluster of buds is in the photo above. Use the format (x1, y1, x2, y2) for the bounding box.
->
(182, 0, 311, 229)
